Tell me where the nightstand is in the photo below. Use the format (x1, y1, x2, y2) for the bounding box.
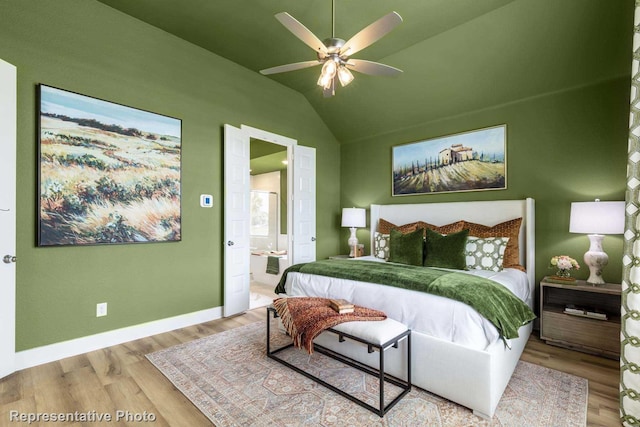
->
(539, 277, 621, 359)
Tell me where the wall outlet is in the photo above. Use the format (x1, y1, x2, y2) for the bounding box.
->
(96, 302, 107, 317)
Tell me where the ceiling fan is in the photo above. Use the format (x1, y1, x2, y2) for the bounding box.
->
(260, 0, 403, 97)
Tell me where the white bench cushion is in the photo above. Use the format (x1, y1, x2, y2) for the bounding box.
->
(330, 318, 408, 346)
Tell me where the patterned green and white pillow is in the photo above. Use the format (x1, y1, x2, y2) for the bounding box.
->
(374, 232, 390, 261)
(465, 236, 510, 272)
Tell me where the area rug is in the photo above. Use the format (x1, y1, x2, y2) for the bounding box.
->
(146, 321, 588, 426)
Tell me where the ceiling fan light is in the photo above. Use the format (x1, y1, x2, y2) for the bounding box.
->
(318, 58, 338, 88)
(319, 75, 334, 90)
(337, 66, 354, 87)
(323, 76, 336, 97)
(317, 71, 332, 88)
(325, 75, 336, 90)
(321, 58, 338, 76)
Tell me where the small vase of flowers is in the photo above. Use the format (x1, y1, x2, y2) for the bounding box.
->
(549, 255, 580, 280)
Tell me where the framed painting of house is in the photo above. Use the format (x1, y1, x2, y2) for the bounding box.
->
(392, 124, 507, 196)
(38, 84, 182, 246)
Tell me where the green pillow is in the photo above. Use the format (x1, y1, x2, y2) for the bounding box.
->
(389, 228, 424, 266)
(424, 228, 469, 270)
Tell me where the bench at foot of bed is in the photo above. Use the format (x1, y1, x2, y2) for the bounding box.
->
(266, 305, 412, 417)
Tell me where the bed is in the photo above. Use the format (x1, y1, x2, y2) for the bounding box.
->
(278, 198, 535, 418)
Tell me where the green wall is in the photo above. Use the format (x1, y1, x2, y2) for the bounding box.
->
(1, 1, 341, 351)
(338, 0, 632, 288)
(340, 78, 629, 285)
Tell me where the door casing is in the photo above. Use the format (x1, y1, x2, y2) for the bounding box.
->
(0, 57, 17, 379)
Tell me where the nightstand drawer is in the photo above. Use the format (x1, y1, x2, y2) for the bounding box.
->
(542, 311, 620, 356)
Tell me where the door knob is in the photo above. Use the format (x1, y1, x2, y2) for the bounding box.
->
(3, 255, 16, 264)
(311, 237, 316, 242)
(227, 241, 234, 246)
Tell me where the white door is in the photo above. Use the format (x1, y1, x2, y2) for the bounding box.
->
(0, 58, 17, 379)
(223, 124, 251, 316)
(292, 145, 316, 264)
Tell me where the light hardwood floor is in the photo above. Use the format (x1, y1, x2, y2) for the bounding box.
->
(0, 309, 620, 426)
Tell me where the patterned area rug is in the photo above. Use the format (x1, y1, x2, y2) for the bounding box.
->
(146, 321, 588, 426)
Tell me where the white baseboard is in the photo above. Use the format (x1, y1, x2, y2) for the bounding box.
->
(15, 306, 224, 371)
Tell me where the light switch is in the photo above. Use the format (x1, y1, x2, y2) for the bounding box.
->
(200, 194, 213, 208)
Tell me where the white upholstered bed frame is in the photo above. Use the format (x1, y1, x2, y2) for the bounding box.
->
(313, 198, 535, 418)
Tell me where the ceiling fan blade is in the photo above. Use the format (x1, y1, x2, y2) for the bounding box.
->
(275, 12, 328, 57)
(260, 60, 321, 75)
(340, 11, 402, 57)
(346, 59, 403, 77)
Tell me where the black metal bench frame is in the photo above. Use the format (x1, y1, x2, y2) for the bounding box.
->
(266, 306, 412, 417)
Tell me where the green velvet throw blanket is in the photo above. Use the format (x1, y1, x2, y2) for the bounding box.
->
(275, 259, 536, 341)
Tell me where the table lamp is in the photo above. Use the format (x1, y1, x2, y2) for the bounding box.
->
(569, 199, 625, 284)
(341, 207, 366, 257)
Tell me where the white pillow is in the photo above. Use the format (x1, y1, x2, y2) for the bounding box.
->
(373, 232, 390, 261)
(465, 236, 509, 272)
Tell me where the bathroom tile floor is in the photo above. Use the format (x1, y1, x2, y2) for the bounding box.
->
(249, 280, 277, 309)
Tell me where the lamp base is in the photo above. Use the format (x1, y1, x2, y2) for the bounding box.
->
(348, 227, 358, 258)
(584, 234, 608, 285)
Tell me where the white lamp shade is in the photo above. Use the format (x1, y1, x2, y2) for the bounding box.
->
(341, 208, 366, 228)
(569, 201, 625, 235)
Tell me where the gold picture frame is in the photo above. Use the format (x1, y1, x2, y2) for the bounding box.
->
(392, 124, 507, 196)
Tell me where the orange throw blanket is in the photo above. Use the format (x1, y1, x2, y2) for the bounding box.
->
(272, 297, 387, 354)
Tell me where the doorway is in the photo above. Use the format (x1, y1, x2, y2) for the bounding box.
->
(223, 124, 316, 317)
(249, 138, 288, 308)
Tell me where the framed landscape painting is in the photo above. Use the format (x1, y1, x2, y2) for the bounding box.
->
(392, 125, 506, 196)
(38, 85, 182, 246)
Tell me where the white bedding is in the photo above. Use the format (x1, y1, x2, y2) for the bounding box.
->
(283, 256, 531, 351)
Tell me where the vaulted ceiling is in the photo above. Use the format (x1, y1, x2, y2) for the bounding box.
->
(97, 0, 632, 143)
